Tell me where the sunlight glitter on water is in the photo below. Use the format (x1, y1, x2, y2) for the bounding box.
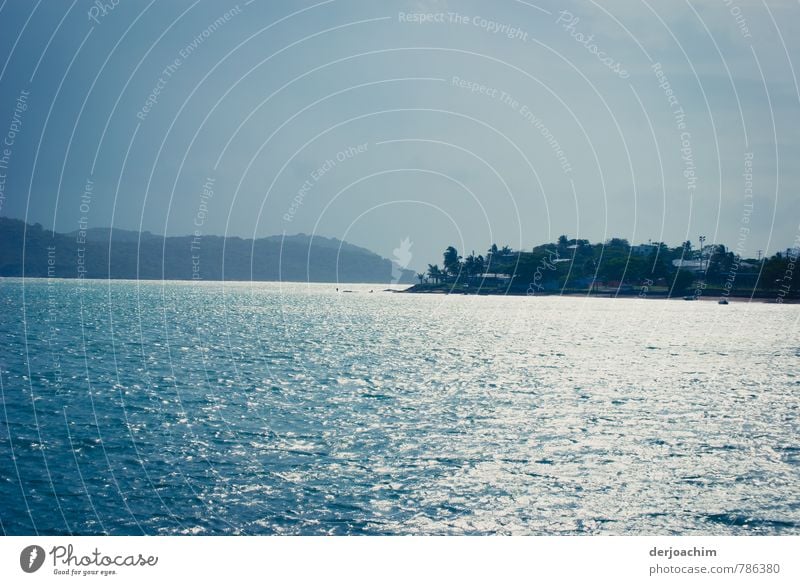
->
(0, 279, 798, 535)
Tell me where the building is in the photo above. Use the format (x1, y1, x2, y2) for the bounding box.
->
(478, 273, 512, 283)
(671, 258, 707, 273)
(631, 243, 658, 256)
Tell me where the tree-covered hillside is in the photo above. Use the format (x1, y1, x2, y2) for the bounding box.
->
(413, 236, 798, 299)
(0, 218, 415, 284)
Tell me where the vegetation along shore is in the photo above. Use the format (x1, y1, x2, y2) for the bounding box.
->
(406, 236, 799, 302)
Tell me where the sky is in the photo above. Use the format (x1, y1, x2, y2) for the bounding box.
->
(0, 0, 799, 271)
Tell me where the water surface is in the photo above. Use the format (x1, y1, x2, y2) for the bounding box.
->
(1, 279, 798, 535)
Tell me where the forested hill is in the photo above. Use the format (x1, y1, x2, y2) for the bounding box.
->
(0, 218, 415, 284)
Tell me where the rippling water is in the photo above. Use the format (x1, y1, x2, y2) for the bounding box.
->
(0, 279, 798, 535)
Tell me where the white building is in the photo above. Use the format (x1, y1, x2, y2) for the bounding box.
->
(671, 258, 707, 273)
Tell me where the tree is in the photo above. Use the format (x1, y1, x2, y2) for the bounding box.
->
(427, 264, 443, 284)
(575, 239, 592, 256)
(443, 246, 462, 277)
(672, 270, 695, 294)
(557, 235, 569, 248)
(463, 252, 485, 280)
(706, 246, 729, 284)
(760, 254, 798, 290)
(416, 273, 426, 284)
(606, 238, 630, 249)
(598, 257, 628, 282)
(647, 248, 669, 280)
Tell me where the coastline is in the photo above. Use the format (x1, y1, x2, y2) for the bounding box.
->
(3, 277, 796, 303)
(400, 283, 797, 303)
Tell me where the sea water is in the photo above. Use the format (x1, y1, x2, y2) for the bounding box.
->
(0, 279, 798, 535)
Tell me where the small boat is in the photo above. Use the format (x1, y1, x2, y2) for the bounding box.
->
(683, 295, 696, 301)
(718, 298, 729, 305)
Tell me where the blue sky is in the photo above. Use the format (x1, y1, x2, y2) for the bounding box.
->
(1, 0, 798, 269)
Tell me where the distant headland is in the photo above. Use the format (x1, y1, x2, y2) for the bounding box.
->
(0, 217, 416, 284)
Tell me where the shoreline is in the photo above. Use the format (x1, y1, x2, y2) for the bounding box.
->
(3, 277, 796, 303)
(400, 284, 797, 303)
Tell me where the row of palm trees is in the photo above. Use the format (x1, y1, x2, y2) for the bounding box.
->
(416, 245, 515, 284)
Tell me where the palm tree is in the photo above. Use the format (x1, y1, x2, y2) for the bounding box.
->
(443, 246, 461, 277)
(463, 252, 486, 281)
(416, 273, 426, 284)
(427, 264, 443, 284)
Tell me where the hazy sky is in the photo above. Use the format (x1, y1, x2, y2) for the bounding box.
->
(1, 0, 798, 270)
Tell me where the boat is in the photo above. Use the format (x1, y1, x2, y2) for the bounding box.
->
(683, 295, 696, 301)
(718, 298, 729, 305)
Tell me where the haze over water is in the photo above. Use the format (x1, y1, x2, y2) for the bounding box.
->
(0, 279, 798, 535)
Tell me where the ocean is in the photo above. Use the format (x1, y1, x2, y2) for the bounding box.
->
(1, 279, 798, 535)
